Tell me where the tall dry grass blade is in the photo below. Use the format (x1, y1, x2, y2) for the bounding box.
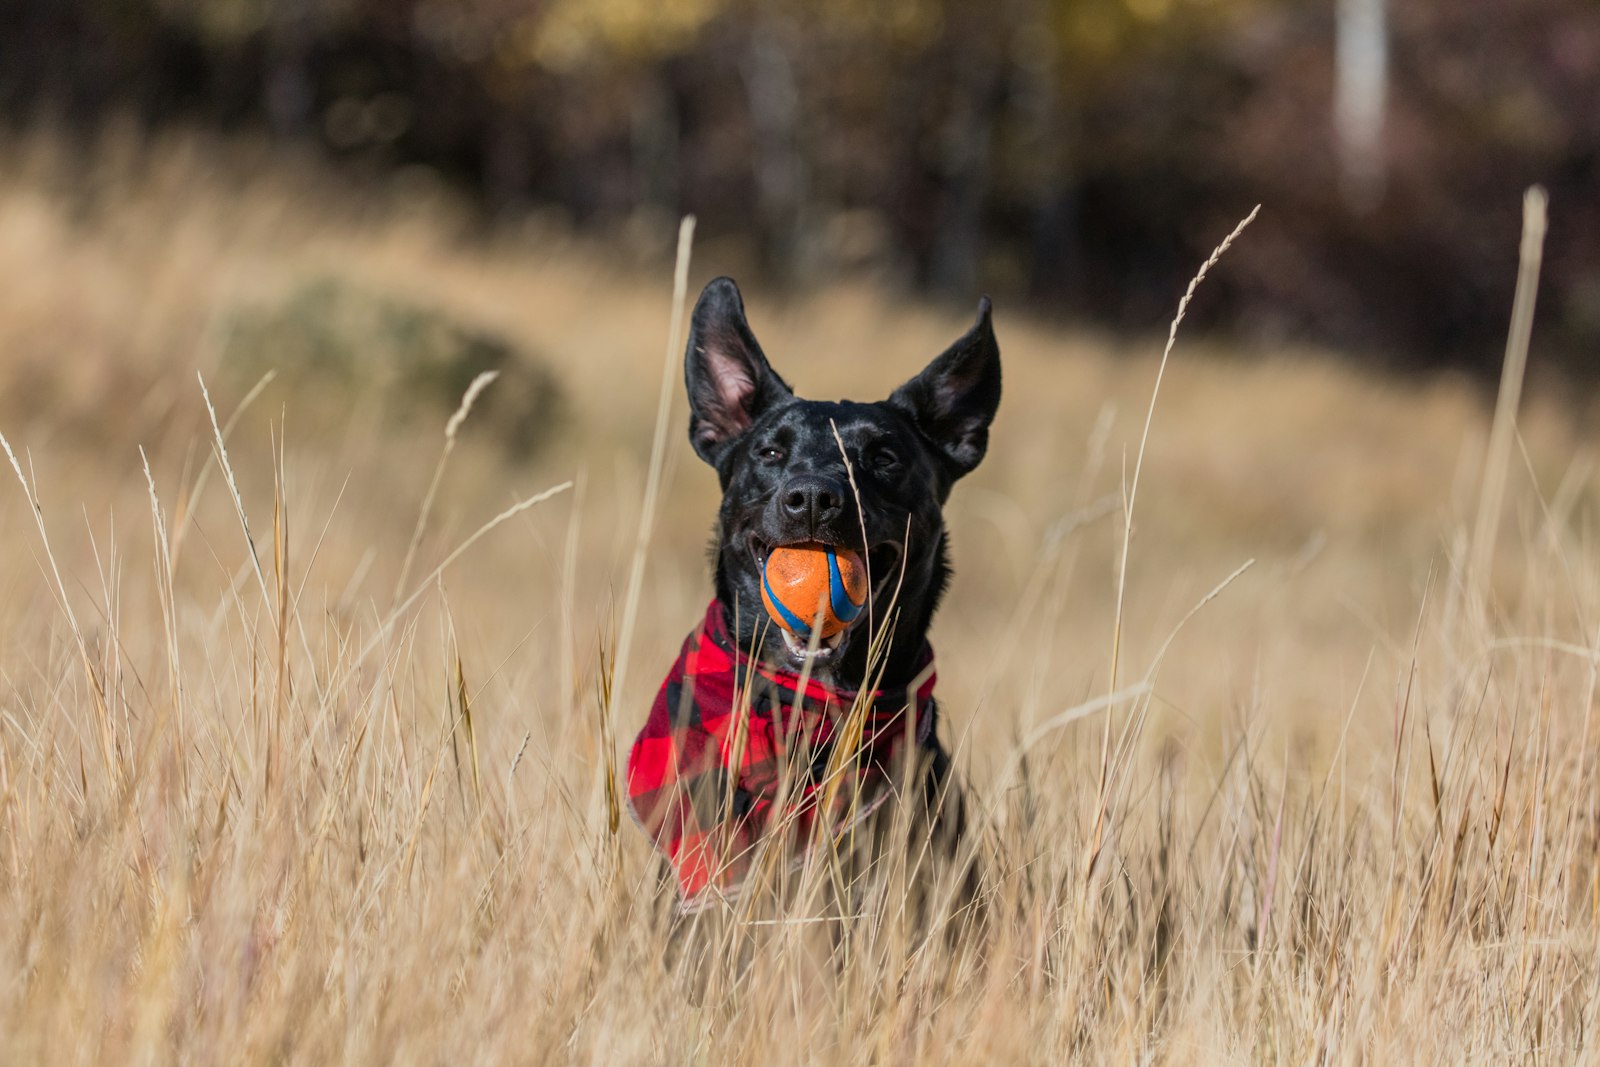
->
(1108, 204, 1260, 694)
(197, 372, 272, 605)
(1083, 558, 1258, 886)
(1254, 756, 1288, 974)
(402, 761, 441, 883)
(0, 433, 119, 789)
(1469, 186, 1547, 603)
(989, 684, 1151, 800)
(1140, 557, 1256, 685)
(558, 475, 586, 717)
(303, 477, 573, 744)
(395, 369, 500, 601)
(269, 430, 289, 793)
(171, 368, 275, 567)
(1095, 205, 1259, 891)
(612, 215, 696, 714)
(139, 447, 187, 791)
(830, 419, 877, 640)
(455, 649, 483, 812)
(376, 481, 574, 652)
(594, 634, 621, 837)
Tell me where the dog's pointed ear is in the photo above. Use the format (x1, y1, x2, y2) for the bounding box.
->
(684, 277, 793, 466)
(887, 297, 1001, 478)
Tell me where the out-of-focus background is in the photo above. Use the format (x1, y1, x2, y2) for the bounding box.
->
(1, 3, 1599, 1063)
(5, 0, 1597, 374)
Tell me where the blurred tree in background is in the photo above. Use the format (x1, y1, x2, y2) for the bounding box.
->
(2, 0, 1596, 373)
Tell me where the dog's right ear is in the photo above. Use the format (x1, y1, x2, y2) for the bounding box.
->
(684, 277, 792, 466)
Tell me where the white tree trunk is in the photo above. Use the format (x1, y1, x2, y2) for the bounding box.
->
(1335, 0, 1389, 212)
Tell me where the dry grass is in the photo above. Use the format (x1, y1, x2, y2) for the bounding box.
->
(1, 128, 1598, 1063)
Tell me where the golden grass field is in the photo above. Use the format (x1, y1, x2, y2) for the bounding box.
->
(0, 129, 1596, 1063)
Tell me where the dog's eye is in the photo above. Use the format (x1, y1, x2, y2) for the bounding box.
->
(756, 444, 785, 464)
(869, 446, 900, 471)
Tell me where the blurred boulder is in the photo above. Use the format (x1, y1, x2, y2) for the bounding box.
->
(221, 275, 561, 458)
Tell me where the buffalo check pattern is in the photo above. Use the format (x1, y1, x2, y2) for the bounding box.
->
(626, 600, 937, 910)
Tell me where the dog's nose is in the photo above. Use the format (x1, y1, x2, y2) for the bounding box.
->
(780, 475, 846, 530)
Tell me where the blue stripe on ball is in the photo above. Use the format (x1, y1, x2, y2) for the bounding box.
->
(762, 564, 812, 637)
(827, 549, 862, 623)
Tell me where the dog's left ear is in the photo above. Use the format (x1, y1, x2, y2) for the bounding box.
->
(888, 297, 1001, 478)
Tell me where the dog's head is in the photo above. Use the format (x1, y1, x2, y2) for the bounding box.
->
(684, 276, 1001, 685)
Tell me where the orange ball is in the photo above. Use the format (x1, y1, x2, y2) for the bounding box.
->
(760, 542, 869, 639)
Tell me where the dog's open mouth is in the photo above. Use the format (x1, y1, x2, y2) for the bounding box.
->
(746, 534, 904, 667)
(776, 626, 844, 662)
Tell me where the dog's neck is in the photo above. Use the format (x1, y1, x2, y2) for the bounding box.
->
(628, 598, 939, 906)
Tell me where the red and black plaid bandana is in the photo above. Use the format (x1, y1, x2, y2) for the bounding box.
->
(626, 600, 937, 910)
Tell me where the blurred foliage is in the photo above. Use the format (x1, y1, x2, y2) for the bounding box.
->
(2, 0, 1596, 373)
(223, 275, 563, 459)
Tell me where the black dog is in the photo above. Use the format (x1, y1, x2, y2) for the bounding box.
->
(627, 276, 999, 928)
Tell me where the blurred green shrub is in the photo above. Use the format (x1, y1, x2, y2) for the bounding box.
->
(222, 276, 561, 459)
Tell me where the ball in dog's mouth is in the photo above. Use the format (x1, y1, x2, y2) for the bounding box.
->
(746, 535, 903, 667)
